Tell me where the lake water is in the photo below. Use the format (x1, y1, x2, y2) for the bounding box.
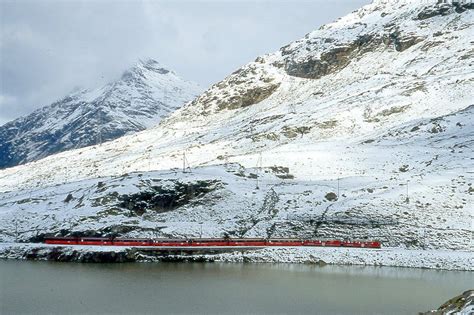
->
(0, 260, 472, 314)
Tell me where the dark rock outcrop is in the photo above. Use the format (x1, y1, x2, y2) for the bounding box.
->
(14, 246, 234, 263)
(282, 29, 424, 80)
(118, 180, 222, 215)
(217, 84, 280, 111)
(421, 290, 474, 314)
(188, 72, 280, 113)
(23, 247, 137, 262)
(416, 2, 474, 20)
(416, 3, 452, 20)
(283, 35, 380, 79)
(383, 31, 424, 52)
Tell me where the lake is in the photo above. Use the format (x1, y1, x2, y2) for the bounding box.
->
(1, 260, 472, 314)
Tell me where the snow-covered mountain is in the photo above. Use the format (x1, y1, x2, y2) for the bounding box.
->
(0, 0, 472, 253)
(0, 59, 201, 169)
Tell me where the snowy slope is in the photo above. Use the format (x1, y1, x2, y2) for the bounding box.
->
(0, 59, 201, 169)
(0, 0, 472, 252)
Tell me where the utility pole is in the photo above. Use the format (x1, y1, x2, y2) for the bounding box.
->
(249, 125, 256, 141)
(289, 103, 297, 114)
(337, 177, 340, 198)
(405, 180, 409, 203)
(183, 152, 186, 173)
(256, 153, 262, 190)
(420, 227, 426, 249)
(148, 152, 151, 171)
(163, 87, 168, 105)
(182, 151, 191, 173)
(14, 219, 18, 243)
(97, 110, 103, 146)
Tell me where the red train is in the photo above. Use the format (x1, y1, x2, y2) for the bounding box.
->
(44, 237, 381, 249)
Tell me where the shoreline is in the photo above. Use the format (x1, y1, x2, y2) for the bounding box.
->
(0, 243, 472, 271)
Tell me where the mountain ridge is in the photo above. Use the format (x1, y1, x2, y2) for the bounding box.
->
(0, 59, 201, 169)
(0, 0, 472, 254)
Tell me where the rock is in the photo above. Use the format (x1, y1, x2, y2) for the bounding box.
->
(285, 45, 355, 79)
(64, 193, 73, 203)
(186, 62, 280, 114)
(283, 34, 380, 79)
(317, 259, 327, 266)
(416, 4, 452, 20)
(416, 2, 473, 20)
(217, 84, 280, 111)
(420, 290, 474, 314)
(117, 180, 222, 215)
(384, 31, 424, 52)
(325, 192, 338, 202)
(399, 165, 409, 172)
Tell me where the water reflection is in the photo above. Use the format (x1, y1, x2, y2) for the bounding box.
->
(1, 260, 472, 314)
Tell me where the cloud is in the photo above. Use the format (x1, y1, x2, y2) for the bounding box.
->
(0, 0, 369, 124)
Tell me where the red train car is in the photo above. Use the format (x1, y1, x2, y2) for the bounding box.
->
(152, 239, 190, 247)
(266, 238, 303, 246)
(44, 237, 381, 249)
(45, 237, 78, 245)
(225, 238, 267, 247)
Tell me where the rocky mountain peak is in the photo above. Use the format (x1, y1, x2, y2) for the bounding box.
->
(120, 58, 175, 83)
(0, 59, 201, 169)
(138, 58, 172, 74)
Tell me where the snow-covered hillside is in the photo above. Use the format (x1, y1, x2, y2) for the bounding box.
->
(0, 59, 201, 169)
(0, 0, 472, 253)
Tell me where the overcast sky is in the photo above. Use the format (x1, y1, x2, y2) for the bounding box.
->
(0, 0, 369, 125)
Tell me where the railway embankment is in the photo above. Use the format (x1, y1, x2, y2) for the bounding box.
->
(0, 243, 472, 271)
